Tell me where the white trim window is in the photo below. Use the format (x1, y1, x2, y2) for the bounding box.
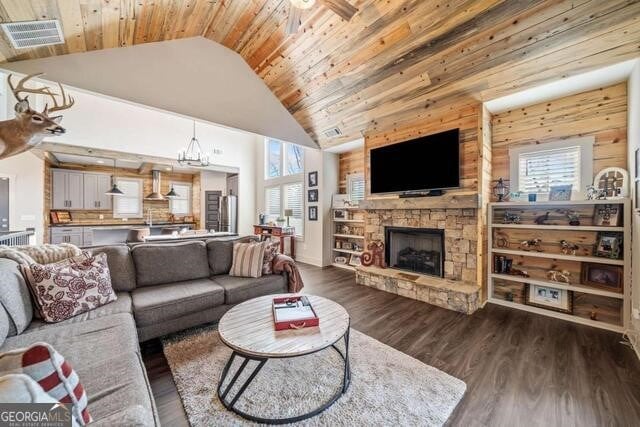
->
(265, 138, 304, 178)
(509, 137, 594, 199)
(264, 182, 305, 237)
(169, 182, 192, 215)
(113, 178, 143, 218)
(347, 173, 365, 204)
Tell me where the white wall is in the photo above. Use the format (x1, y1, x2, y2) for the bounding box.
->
(0, 152, 45, 243)
(628, 62, 640, 340)
(255, 139, 339, 266)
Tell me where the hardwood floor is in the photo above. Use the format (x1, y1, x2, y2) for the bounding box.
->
(141, 264, 640, 426)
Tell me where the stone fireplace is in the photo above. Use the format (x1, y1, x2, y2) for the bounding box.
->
(355, 200, 481, 314)
(385, 227, 444, 277)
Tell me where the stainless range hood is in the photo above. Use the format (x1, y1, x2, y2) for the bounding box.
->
(144, 170, 165, 201)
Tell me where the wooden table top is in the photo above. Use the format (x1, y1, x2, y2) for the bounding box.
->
(218, 294, 350, 358)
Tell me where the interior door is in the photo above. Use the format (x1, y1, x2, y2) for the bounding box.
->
(0, 177, 9, 231)
(205, 191, 222, 231)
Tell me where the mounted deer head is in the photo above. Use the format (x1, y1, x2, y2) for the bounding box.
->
(0, 73, 75, 160)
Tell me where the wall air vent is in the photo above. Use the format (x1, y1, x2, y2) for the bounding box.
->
(1, 20, 64, 49)
(323, 127, 342, 138)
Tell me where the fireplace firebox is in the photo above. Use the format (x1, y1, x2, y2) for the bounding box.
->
(385, 227, 444, 277)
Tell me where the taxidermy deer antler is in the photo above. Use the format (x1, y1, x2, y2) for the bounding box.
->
(0, 73, 75, 160)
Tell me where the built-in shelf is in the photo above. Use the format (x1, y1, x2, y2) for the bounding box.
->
(333, 248, 363, 255)
(491, 273, 624, 299)
(488, 199, 631, 333)
(492, 248, 624, 265)
(490, 223, 624, 232)
(360, 192, 479, 210)
(334, 234, 365, 239)
(333, 219, 365, 223)
(488, 298, 623, 333)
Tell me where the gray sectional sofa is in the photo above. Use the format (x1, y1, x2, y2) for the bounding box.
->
(0, 237, 289, 426)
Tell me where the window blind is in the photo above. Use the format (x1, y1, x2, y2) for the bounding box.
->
(115, 179, 142, 217)
(518, 146, 581, 194)
(265, 186, 281, 219)
(348, 174, 365, 203)
(284, 182, 304, 236)
(170, 183, 191, 215)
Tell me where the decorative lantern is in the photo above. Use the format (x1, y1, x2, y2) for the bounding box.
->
(493, 178, 509, 202)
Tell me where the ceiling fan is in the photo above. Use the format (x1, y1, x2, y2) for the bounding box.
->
(286, 0, 358, 34)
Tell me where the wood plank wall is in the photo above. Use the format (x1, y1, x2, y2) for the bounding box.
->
(490, 83, 628, 187)
(43, 162, 199, 242)
(338, 150, 365, 193)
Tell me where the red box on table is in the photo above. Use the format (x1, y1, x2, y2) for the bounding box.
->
(272, 296, 320, 331)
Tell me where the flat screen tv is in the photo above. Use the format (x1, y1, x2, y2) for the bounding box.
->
(370, 128, 460, 194)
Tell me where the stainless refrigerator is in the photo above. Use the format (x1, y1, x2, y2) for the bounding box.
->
(219, 195, 238, 233)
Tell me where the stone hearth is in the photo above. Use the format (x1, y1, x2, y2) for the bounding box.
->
(356, 207, 480, 314)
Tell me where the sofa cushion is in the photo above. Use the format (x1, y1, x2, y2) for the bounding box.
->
(86, 245, 137, 292)
(229, 242, 266, 278)
(1, 313, 139, 368)
(80, 353, 157, 426)
(212, 274, 287, 305)
(25, 292, 132, 334)
(132, 241, 209, 287)
(21, 252, 117, 323)
(131, 278, 224, 326)
(0, 258, 33, 336)
(0, 307, 9, 349)
(0, 374, 60, 404)
(206, 236, 258, 275)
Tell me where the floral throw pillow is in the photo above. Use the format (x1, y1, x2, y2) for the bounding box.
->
(262, 240, 280, 275)
(21, 252, 116, 323)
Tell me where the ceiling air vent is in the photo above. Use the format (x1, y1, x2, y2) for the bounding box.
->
(1, 20, 64, 49)
(323, 127, 342, 138)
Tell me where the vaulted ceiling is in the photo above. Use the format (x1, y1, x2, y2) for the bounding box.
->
(0, 0, 637, 149)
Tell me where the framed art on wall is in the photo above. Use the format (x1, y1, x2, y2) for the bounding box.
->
(308, 171, 318, 187)
(308, 206, 318, 221)
(308, 189, 318, 203)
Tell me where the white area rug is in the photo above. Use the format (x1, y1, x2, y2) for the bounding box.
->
(162, 327, 466, 426)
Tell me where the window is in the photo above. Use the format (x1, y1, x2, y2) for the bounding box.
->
(265, 138, 304, 179)
(264, 183, 304, 237)
(348, 173, 365, 204)
(113, 178, 143, 218)
(509, 137, 593, 198)
(169, 182, 191, 215)
(284, 182, 304, 234)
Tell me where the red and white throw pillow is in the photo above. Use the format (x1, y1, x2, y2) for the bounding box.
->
(21, 252, 116, 323)
(262, 240, 280, 275)
(0, 343, 92, 425)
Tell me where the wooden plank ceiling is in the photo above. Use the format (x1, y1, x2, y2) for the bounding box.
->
(0, 0, 637, 148)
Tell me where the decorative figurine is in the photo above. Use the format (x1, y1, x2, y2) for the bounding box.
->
(566, 210, 580, 226)
(534, 212, 550, 225)
(560, 240, 579, 255)
(361, 240, 386, 268)
(503, 211, 521, 224)
(520, 238, 543, 252)
(494, 231, 509, 248)
(547, 269, 571, 283)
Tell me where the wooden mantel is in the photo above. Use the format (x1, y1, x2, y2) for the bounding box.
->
(359, 192, 479, 210)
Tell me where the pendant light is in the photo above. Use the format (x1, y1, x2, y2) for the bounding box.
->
(177, 121, 210, 167)
(164, 166, 180, 199)
(105, 159, 124, 196)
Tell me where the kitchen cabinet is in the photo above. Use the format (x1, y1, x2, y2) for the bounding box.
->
(52, 170, 84, 210)
(50, 227, 84, 246)
(83, 173, 112, 210)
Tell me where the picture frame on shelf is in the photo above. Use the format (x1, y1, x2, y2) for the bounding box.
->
(332, 194, 352, 208)
(308, 171, 318, 188)
(348, 254, 362, 267)
(595, 232, 622, 259)
(594, 167, 629, 198)
(581, 263, 623, 293)
(525, 284, 573, 314)
(548, 185, 572, 201)
(334, 256, 347, 265)
(333, 209, 347, 220)
(308, 189, 318, 203)
(593, 204, 621, 226)
(308, 206, 318, 221)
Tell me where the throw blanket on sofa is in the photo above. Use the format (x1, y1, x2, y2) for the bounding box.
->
(0, 243, 81, 265)
(272, 254, 304, 293)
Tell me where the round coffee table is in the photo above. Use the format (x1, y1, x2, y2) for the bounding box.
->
(217, 294, 351, 424)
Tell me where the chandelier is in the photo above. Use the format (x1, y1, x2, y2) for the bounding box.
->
(178, 121, 210, 167)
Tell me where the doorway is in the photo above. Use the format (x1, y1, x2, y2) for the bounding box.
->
(0, 177, 9, 231)
(205, 190, 222, 231)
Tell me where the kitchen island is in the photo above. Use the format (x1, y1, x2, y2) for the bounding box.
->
(49, 222, 197, 246)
